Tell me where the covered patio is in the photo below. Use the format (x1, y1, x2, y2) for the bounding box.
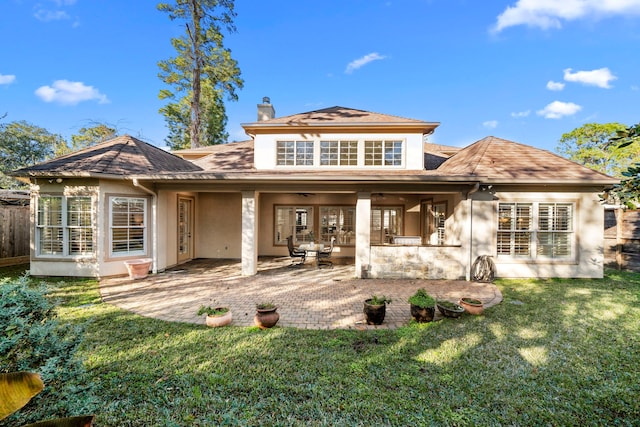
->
(100, 257, 502, 329)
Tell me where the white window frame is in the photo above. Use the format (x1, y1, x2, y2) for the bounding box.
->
(320, 140, 358, 166)
(364, 140, 404, 166)
(109, 196, 147, 257)
(497, 202, 575, 260)
(276, 141, 314, 166)
(36, 195, 95, 258)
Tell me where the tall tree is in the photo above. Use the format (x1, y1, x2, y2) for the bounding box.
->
(69, 123, 118, 152)
(0, 121, 66, 188)
(557, 122, 640, 177)
(607, 122, 640, 206)
(158, 0, 243, 149)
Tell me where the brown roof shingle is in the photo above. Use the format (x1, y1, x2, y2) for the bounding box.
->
(242, 106, 440, 134)
(12, 135, 202, 177)
(437, 136, 617, 184)
(191, 140, 254, 170)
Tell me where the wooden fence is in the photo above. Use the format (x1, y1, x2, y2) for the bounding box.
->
(0, 205, 30, 267)
(604, 209, 640, 272)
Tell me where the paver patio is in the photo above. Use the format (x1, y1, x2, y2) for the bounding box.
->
(100, 257, 503, 329)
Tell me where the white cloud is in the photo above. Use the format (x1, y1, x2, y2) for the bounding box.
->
(511, 110, 531, 118)
(546, 80, 565, 91)
(34, 9, 70, 22)
(35, 80, 109, 105)
(483, 120, 498, 129)
(0, 74, 16, 85)
(536, 101, 582, 119)
(563, 67, 617, 88)
(345, 52, 386, 74)
(492, 0, 640, 33)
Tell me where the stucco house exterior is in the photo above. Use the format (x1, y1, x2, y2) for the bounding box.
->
(12, 98, 617, 280)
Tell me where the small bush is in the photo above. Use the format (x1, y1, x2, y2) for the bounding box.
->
(0, 275, 95, 426)
(408, 288, 435, 308)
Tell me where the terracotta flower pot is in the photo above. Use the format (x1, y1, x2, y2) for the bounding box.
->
(124, 258, 152, 279)
(363, 299, 387, 325)
(459, 297, 484, 315)
(205, 309, 232, 327)
(254, 306, 279, 329)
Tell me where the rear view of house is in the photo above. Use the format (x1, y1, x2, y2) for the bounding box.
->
(12, 98, 616, 279)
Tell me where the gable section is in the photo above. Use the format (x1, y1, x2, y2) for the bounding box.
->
(243, 106, 439, 135)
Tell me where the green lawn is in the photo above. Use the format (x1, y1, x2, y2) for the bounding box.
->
(4, 265, 640, 426)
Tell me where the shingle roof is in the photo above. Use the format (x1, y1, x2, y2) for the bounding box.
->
(12, 135, 202, 177)
(262, 106, 428, 124)
(437, 136, 617, 184)
(242, 106, 440, 134)
(191, 140, 254, 170)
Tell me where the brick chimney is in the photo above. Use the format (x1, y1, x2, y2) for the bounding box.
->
(257, 96, 275, 121)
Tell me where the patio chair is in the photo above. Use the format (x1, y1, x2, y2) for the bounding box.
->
(286, 235, 306, 267)
(317, 236, 335, 268)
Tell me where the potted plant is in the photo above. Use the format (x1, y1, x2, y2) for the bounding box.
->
(363, 295, 392, 325)
(123, 258, 152, 279)
(254, 303, 279, 329)
(197, 305, 232, 327)
(458, 297, 484, 315)
(436, 300, 465, 318)
(408, 288, 436, 322)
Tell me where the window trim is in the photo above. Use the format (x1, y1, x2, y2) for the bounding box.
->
(35, 194, 95, 259)
(364, 140, 404, 167)
(276, 140, 314, 166)
(108, 195, 148, 258)
(497, 201, 576, 260)
(319, 140, 358, 166)
(421, 199, 447, 245)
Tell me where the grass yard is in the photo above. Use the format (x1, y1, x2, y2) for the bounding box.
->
(3, 265, 640, 426)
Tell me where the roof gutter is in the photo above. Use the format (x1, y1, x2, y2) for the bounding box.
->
(133, 178, 158, 275)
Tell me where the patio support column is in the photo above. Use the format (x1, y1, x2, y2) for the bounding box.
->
(241, 191, 259, 276)
(355, 192, 371, 278)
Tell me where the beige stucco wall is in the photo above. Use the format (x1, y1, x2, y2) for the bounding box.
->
(195, 192, 242, 259)
(253, 132, 426, 170)
(470, 190, 605, 279)
(29, 178, 153, 278)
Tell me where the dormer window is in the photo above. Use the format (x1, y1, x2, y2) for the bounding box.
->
(364, 140, 403, 166)
(320, 141, 358, 166)
(277, 141, 313, 166)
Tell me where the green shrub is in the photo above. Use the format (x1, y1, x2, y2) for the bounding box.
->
(408, 288, 435, 308)
(0, 275, 95, 426)
(367, 295, 392, 305)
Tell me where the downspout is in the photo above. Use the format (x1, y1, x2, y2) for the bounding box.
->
(466, 183, 480, 281)
(133, 179, 158, 274)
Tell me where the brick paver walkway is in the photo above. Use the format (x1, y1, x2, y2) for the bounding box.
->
(100, 257, 502, 329)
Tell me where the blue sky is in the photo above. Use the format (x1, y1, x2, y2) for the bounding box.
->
(1, 0, 639, 153)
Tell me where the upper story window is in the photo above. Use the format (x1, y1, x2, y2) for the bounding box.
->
(36, 195, 94, 257)
(320, 141, 358, 166)
(277, 141, 313, 166)
(110, 196, 147, 257)
(274, 139, 405, 167)
(364, 140, 403, 166)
